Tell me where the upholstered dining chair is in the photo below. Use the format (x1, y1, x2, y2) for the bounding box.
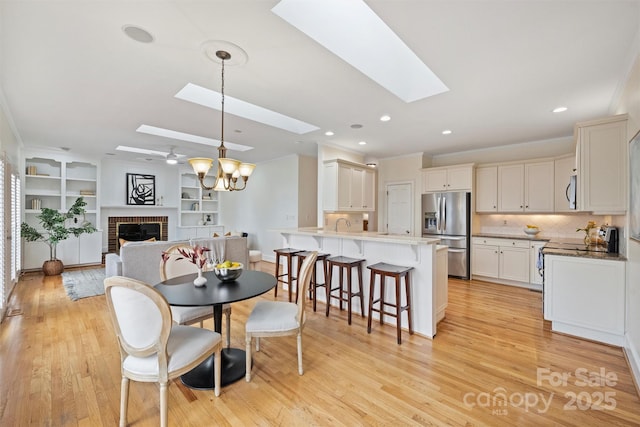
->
(104, 276, 222, 427)
(160, 243, 233, 347)
(245, 251, 317, 381)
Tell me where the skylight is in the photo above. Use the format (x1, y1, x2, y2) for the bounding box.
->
(136, 125, 253, 152)
(175, 83, 319, 134)
(272, 0, 449, 103)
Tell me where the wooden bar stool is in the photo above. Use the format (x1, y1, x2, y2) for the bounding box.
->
(326, 256, 365, 325)
(273, 248, 302, 302)
(366, 262, 414, 344)
(296, 251, 330, 311)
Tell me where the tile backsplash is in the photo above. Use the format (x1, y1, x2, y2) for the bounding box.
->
(474, 213, 614, 239)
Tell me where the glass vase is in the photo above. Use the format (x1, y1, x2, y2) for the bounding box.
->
(193, 268, 207, 287)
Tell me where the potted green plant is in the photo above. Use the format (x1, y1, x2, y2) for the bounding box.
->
(21, 197, 97, 276)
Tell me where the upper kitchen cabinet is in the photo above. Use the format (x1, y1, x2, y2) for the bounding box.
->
(554, 154, 576, 212)
(523, 161, 554, 212)
(575, 114, 628, 214)
(421, 164, 473, 193)
(480, 160, 554, 213)
(475, 166, 497, 212)
(323, 159, 376, 212)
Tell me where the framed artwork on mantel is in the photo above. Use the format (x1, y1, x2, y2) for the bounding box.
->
(630, 129, 640, 242)
(126, 173, 155, 205)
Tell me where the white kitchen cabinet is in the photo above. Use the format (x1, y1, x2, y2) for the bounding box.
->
(544, 254, 625, 345)
(554, 155, 575, 212)
(472, 240, 499, 277)
(422, 164, 473, 193)
(524, 161, 554, 212)
(323, 159, 376, 211)
(472, 237, 530, 285)
(475, 166, 497, 212)
(530, 242, 545, 285)
(497, 161, 554, 212)
(498, 164, 524, 212)
(362, 168, 375, 210)
(435, 245, 448, 323)
(575, 114, 628, 214)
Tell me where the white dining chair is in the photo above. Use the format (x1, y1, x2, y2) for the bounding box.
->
(245, 251, 317, 381)
(160, 243, 233, 347)
(104, 276, 222, 427)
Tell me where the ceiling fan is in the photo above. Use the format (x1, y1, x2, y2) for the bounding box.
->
(116, 145, 186, 164)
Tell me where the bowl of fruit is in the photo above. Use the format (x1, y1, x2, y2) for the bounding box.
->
(524, 225, 540, 236)
(213, 260, 243, 282)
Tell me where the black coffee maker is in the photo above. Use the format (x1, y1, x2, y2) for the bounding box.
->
(601, 226, 619, 253)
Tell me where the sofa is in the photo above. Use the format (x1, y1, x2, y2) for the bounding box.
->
(105, 236, 249, 285)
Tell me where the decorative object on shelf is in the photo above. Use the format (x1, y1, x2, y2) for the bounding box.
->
(20, 197, 97, 276)
(162, 245, 211, 287)
(181, 192, 191, 199)
(576, 220, 597, 245)
(189, 49, 255, 192)
(214, 261, 243, 282)
(26, 165, 37, 175)
(126, 173, 155, 205)
(79, 190, 95, 196)
(523, 225, 540, 236)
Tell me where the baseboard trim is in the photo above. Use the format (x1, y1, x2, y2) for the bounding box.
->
(624, 334, 640, 398)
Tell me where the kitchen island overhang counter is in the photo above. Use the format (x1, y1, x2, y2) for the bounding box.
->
(273, 228, 447, 339)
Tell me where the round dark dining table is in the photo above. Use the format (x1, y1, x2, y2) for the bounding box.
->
(154, 269, 277, 389)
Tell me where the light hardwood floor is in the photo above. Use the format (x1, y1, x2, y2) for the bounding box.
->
(1, 262, 639, 426)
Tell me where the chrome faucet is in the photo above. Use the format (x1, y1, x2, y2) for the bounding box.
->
(335, 218, 351, 232)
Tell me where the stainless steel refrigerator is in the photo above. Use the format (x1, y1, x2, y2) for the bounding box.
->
(422, 191, 471, 279)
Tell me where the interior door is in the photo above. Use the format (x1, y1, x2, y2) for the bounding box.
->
(386, 183, 412, 235)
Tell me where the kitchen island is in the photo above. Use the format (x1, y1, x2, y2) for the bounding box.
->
(274, 228, 447, 338)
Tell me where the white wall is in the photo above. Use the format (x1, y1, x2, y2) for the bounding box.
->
(0, 95, 20, 165)
(377, 153, 423, 235)
(431, 136, 574, 167)
(612, 51, 640, 387)
(297, 155, 318, 227)
(219, 155, 302, 263)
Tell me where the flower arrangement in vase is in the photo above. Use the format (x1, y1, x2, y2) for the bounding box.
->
(162, 245, 211, 286)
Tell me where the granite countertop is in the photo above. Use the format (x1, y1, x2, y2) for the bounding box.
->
(275, 227, 441, 246)
(541, 247, 627, 261)
(473, 233, 549, 242)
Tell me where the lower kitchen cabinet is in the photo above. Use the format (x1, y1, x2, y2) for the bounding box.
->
(543, 254, 625, 346)
(472, 237, 533, 288)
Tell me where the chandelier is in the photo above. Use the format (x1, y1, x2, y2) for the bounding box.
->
(189, 50, 255, 191)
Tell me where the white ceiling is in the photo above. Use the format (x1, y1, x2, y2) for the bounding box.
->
(1, 1, 639, 166)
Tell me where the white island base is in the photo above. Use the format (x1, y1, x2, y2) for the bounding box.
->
(276, 229, 447, 339)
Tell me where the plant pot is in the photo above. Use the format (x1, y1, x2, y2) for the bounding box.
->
(43, 259, 64, 276)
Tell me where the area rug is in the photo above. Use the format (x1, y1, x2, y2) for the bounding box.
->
(61, 268, 106, 301)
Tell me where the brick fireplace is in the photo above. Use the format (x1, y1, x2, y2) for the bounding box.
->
(107, 216, 168, 253)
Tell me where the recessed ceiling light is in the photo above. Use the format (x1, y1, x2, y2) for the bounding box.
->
(359, 141, 367, 145)
(380, 115, 391, 122)
(552, 106, 568, 113)
(325, 131, 334, 136)
(122, 25, 154, 43)
(136, 125, 253, 152)
(175, 83, 319, 134)
(442, 129, 452, 135)
(272, 0, 448, 103)
(351, 124, 363, 129)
